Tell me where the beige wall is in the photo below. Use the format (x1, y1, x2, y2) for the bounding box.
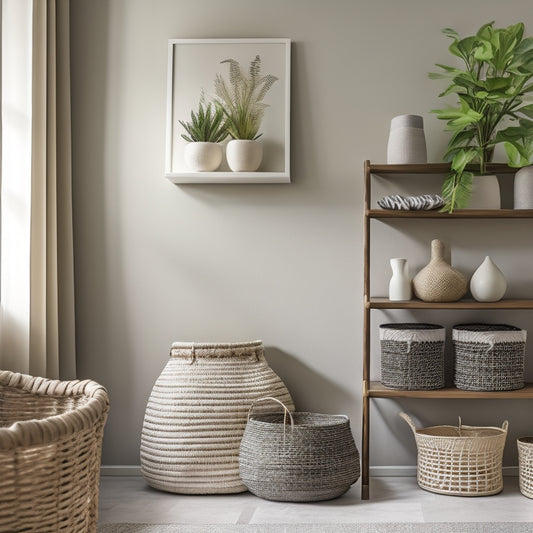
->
(70, 0, 533, 467)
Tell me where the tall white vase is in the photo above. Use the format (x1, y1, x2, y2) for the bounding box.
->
(389, 258, 412, 301)
(387, 115, 427, 164)
(470, 256, 507, 302)
(514, 166, 533, 209)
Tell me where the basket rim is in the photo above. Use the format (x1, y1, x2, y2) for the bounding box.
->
(171, 340, 263, 349)
(248, 411, 349, 428)
(0, 370, 109, 450)
(452, 323, 522, 332)
(416, 424, 508, 439)
(380, 323, 443, 330)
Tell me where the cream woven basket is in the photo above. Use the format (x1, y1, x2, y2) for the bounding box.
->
(400, 412, 508, 496)
(0, 370, 109, 533)
(140, 341, 294, 494)
(518, 437, 533, 498)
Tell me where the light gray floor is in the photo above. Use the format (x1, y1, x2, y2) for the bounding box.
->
(99, 476, 533, 525)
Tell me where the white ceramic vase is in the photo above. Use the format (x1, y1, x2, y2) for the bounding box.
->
(226, 139, 263, 172)
(514, 166, 533, 209)
(467, 175, 500, 209)
(388, 258, 412, 301)
(387, 115, 427, 164)
(184, 142, 223, 172)
(470, 256, 507, 302)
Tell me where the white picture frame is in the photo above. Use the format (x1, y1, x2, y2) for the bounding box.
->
(165, 38, 291, 184)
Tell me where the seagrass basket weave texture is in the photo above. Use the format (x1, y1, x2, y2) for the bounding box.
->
(518, 437, 533, 498)
(239, 398, 360, 502)
(0, 370, 110, 533)
(453, 324, 526, 391)
(380, 323, 445, 390)
(401, 412, 508, 496)
(140, 341, 294, 494)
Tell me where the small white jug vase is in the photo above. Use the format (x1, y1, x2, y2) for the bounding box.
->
(389, 258, 412, 301)
(470, 256, 507, 302)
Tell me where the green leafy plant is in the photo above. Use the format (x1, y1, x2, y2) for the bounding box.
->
(430, 21, 533, 212)
(214, 55, 278, 140)
(179, 98, 228, 143)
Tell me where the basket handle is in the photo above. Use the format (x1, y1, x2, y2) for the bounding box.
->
(248, 396, 294, 430)
(399, 412, 417, 434)
(502, 420, 509, 432)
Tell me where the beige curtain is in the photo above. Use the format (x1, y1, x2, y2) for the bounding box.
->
(1, 0, 76, 379)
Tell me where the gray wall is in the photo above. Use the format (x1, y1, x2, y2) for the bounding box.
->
(70, 0, 533, 468)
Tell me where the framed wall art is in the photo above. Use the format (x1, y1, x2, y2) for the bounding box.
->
(165, 38, 291, 184)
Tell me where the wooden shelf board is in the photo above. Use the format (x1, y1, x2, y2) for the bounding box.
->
(368, 381, 533, 399)
(367, 297, 533, 310)
(367, 209, 533, 219)
(368, 163, 516, 174)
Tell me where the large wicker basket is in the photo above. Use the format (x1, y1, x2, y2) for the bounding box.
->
(518, 437, 533, 499)
(400, 412, 508, 496)
(141, 341, 294, 494)
(453, 323, 526, 391)
(380, 323, 445, 390)
(0, 370, 109, 533)
(239, 397, 360, 502)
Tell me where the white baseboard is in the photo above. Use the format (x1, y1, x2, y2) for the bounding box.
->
(101, 465, 519, 477)
(101, 465, 142, 476)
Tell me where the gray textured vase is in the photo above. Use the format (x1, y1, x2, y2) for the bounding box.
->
(514, 166, 533, 209)
(387, 114, 427, 164)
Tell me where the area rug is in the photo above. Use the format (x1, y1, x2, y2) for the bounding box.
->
(97, 523, 533, 533)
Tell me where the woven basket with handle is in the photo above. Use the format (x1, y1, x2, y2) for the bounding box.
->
(401, 412, 508, 496)
(239, 397, 360, 502)
(0, 370, 109, 533)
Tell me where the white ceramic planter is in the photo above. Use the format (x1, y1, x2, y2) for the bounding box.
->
(387, 114, 427, 164)
(514, 165, 533, 209)
(184, 142, 223, 172)
(468, 175, 500, 209)
(226, 140, 263, 172)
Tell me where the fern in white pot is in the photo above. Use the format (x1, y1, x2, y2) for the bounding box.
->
(214, 55, 278, 172)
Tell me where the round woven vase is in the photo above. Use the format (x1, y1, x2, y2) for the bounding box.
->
(140, 341, 294, 494)
(413, 239, 467, 302)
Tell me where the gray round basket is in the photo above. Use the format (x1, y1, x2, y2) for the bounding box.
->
(239, 398, 360, 502)
(380, 323, 445, 390)
(453, 324, 527, 391)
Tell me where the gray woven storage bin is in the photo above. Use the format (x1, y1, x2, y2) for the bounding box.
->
(380, 323, 445, 390)
(239, 397, 360, 502)
(453, 324, 527, 391)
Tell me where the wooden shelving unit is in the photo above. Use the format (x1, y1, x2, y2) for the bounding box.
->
(361, 160, 533, 500)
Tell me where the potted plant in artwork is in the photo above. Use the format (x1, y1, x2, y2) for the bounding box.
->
(179, 97, 228, 172)
(214, 55, 278, 172)
(430, 21, 533, 212)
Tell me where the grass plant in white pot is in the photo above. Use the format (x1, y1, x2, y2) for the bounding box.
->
(430, 21, 533, 212)
(179, 98, 228, 172)
(215, 55, 278, 172)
